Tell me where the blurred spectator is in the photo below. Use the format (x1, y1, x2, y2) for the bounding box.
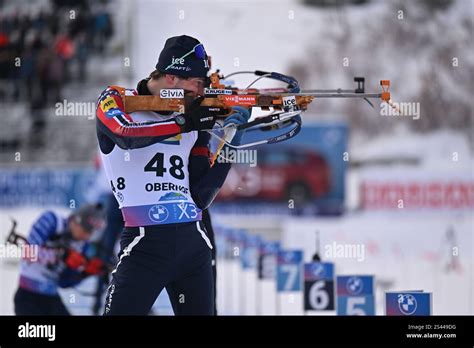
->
(0, 0, 115, 150)
(93, 7, 113, 54)
(74, 32, 89, 82)
(53, 32, 74, 84)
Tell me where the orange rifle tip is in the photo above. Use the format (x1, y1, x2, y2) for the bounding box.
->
(380, 80, 391, 101)
(381, 92, 391, 102)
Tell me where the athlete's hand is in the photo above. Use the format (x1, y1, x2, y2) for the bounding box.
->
(223, 106, 251, 145)
(179, 96, 219, 132)
(84, 257, 105, 275)
(64, 249, 87, 270)
(288, 84, 300, 93)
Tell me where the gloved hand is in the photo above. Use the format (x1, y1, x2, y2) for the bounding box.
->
(223, 106, 251, 145)
(84, 257, 105, 275)
(179, 96, 219, 132)
(288, 84, 300, 93)
(64, 249, 87, 270)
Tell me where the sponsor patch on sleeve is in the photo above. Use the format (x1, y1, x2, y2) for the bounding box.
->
(105, 108, 123, 118)
(100, 96, 118, 112)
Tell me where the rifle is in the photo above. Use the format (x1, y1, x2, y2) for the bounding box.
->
(5, 218, 115, 274)
(6, 218, 28, 246)
(116, 70, 398, 157)
(5, 218, 115, 303)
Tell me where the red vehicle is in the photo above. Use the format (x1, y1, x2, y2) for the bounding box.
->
(217, 145, 331, 203)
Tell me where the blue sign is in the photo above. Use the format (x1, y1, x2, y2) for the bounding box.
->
(277, 250, 303, 292)
(227, 229, 245, 258)
(0, 168, 95, 207)
(337, 275, 375, 315)
(258, 240, 280, 280)
(214, 227, 229, 259)
(386, 292, 432, 316)
(304, 262, 335, 311)
(241, 234, 261, 269)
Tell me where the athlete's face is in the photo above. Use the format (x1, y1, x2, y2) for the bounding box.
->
(173, 77, 206, 98)
(69, 220, 92, 241)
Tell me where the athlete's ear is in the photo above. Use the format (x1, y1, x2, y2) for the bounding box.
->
(164, 74, 179, 87)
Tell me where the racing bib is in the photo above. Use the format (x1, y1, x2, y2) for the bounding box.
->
(101, 110, 201, 227)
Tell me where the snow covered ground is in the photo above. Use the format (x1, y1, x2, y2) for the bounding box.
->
(282, 212, 473, 315)
(2, 150, 471, 316)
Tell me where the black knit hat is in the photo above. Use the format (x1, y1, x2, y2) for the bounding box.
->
(71, 203, 106, 233)
(156, 35, 210, 78)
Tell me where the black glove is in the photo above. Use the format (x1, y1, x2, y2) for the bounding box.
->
(177, 96, 219, 132)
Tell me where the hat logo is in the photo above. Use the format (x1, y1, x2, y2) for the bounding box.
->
(171, 56, 185, 65)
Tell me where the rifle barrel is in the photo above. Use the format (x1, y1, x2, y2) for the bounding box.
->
(280, 92, 383, 98)
(301, 89, 358, 93)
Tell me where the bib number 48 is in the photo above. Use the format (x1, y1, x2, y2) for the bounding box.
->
(110, 177, 126, 192)
(144, 152, 185, 180)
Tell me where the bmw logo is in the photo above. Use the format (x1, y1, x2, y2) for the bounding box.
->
(311, 263, 325, 277)
(148, 205, 169, 223)
(346, 276, 363, 295)
(398, 294, 418, 315)
(116, 192, 124, 202)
